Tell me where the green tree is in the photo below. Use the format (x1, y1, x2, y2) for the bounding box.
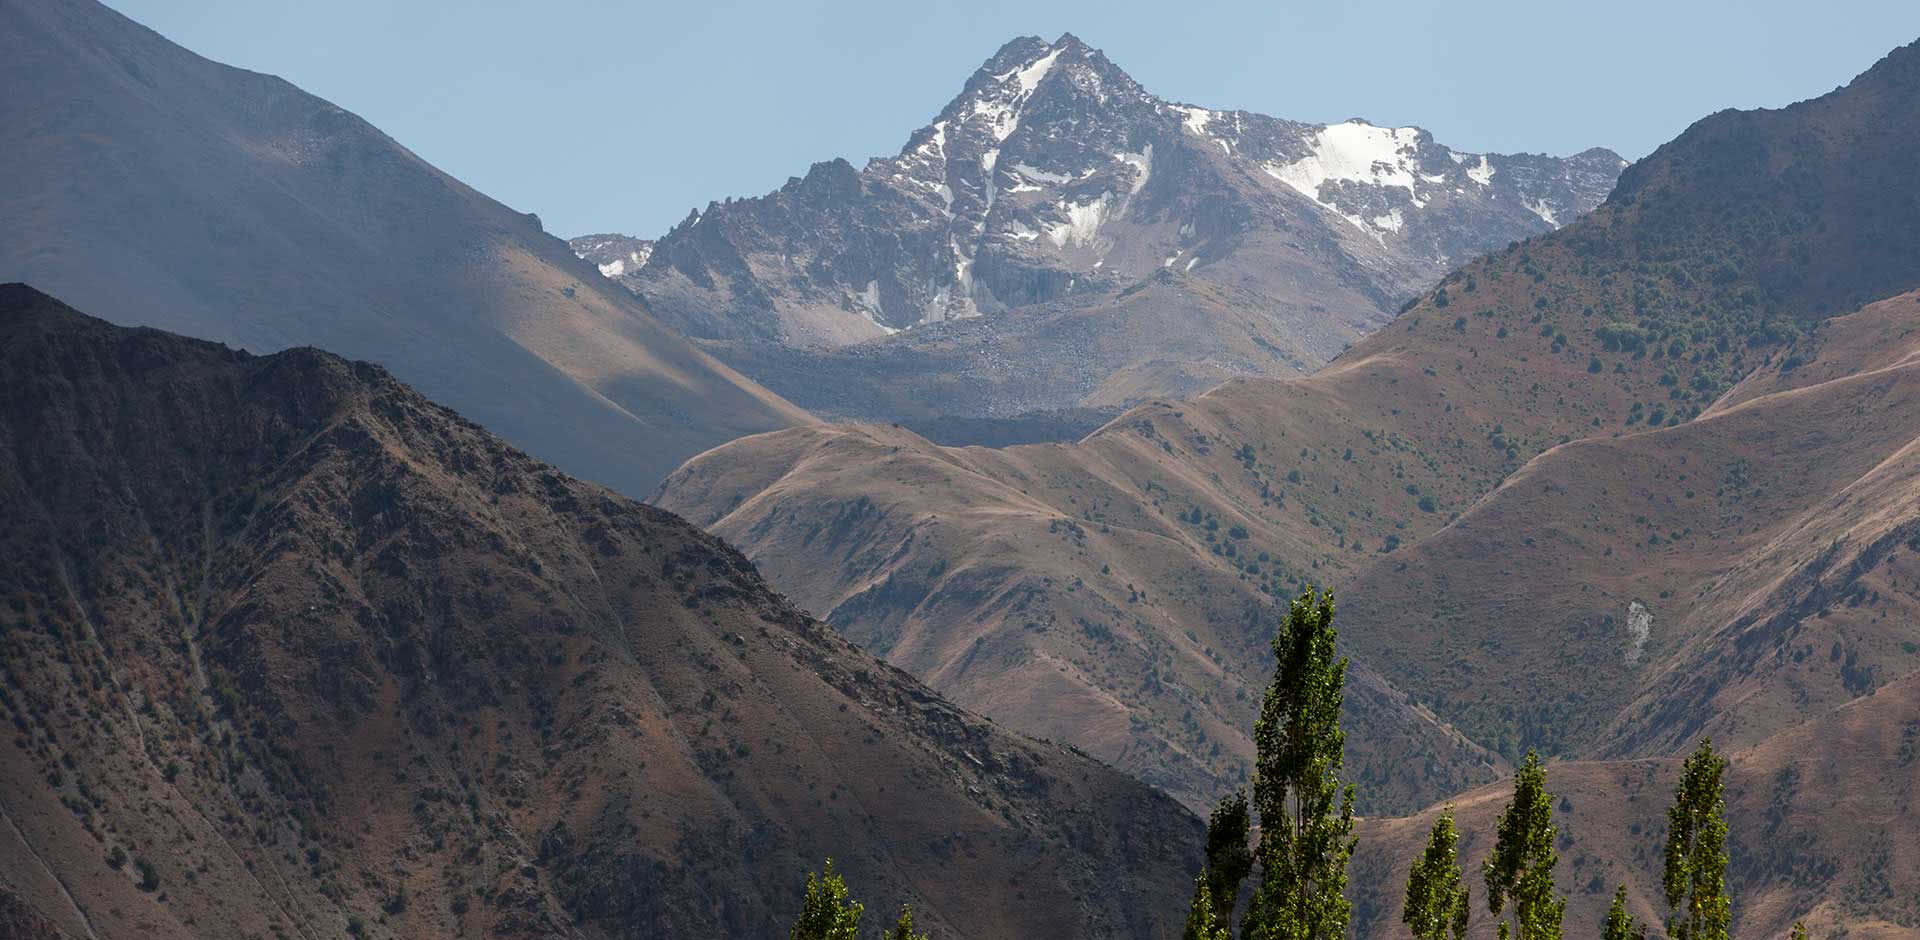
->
(1244, 588, 1357, 940)
(791, 858, 863, 940)
(1483, 751, 1566, 940)
(885, 904, 929, 940)
(1404, 809, 1470, 940)
(1183, 874, 1232, 940)
(1601, 886, 1645, 940)
(1663, 739, 1730, 940)
(1791, 922, 1808, 940)
(1204, 789, 1255, 921)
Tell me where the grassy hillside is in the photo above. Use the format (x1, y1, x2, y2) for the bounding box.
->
(655, 39, 1920, 816)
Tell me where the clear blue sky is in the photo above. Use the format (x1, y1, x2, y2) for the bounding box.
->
(110, 0, 1920, 240)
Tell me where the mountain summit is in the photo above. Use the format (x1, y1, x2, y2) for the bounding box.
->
(583, 33, 1622, 419)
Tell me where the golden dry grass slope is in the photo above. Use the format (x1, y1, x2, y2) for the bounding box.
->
(0, 286, 1198, 940)
(654, 37, 1920, 822)
(0, 0, 809, 496)
(1350, 668, 1920, 940)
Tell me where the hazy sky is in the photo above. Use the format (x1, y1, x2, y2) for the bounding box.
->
(112, 0, 1920, 239)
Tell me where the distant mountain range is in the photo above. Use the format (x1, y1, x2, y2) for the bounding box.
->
(575, 33, 1623, 421)
(654, 39, 1920, 935)
(0, 0, 807, 497)
(4, 0, 1919, 937)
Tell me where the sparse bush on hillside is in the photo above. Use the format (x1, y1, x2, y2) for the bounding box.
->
(136, 857, 160, 892)
(1595, 323, 1646, 352)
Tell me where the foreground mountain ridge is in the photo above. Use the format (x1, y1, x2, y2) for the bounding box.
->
(581, 32, 1622, 420)
(0, 284, 1197, 940)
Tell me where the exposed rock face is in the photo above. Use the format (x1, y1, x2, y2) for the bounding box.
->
(568, 233, 655, 279)
(580, 33, 1621, 418)
(0, 285, 1198, 940)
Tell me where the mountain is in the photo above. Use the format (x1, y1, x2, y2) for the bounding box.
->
(653, 37, 1920, 818)
(0, 284, 1198, 940)
(1350, 669, 1920, 940)
(0, 0, 808, 497)
(587, 33, 1622, 421)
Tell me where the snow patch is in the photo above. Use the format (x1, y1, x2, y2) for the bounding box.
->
(1047, 194, 1114, 249)
(916, 121, 948, 160)
(1013, 163, 1071, 184)
(971, 46, 1064, 144)
(1011, 47, 1064, 97)
(1268, 121, 1423, 198)
(1263, 121, 1435, 240)
(1467, 154, 1495, 186)
(1174, 105, 1214, 136)
(849, 280, 897, 333)
(1117, 144, 1153, 196)
(1171, 104, 1231, 153)
(1526, 199, 1559, 226)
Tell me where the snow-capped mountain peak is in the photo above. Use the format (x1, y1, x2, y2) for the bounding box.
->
(584, 34, 1625, 351)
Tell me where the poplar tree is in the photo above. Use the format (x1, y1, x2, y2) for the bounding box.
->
(885, 904, 929, 940)
(1792, 922, 1808, 940)
(1404, 809, 1470, 940)
(1602, 886, 1646, 940)
(1245, 588, 1357, 940)
(1664, 739, 1731, 940)
(1206, 789, 1255, 920)
(1183, 875, 1232, 940)
(1483, 751, 1566, 940)
(790, 859, 863, 940)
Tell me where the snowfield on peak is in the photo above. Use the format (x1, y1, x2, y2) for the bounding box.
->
(576, 31, 1624, 418)
(1268, 120, 1424, 197)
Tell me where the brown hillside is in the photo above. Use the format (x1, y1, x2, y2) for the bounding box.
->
(1351, 670, 1920, 940)
(654, 38, 1920, 815)
(1338, 289, 1920, 762)
(0, 0, 808, 496)
(0, 285, 1197, 940)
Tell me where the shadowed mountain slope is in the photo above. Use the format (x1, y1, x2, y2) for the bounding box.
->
(0, 285, 1196, 940)
(0, 0, 807, 496)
